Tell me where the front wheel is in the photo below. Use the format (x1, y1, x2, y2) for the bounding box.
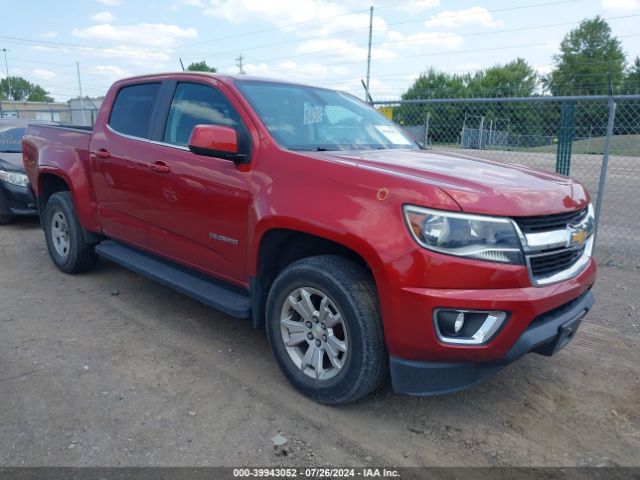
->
(43, 192, 98, 274)
(266, 255, 387, 405)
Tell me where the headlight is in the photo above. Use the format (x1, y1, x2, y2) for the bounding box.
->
(403, 205, 524, 264)
(0, 170, 29, 187)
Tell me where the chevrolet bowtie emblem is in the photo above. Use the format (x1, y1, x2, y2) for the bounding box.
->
(571, 229, 587, 246)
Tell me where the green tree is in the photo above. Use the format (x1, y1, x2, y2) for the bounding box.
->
(401, 68, 469, 101)
(546, 16, 626, 95)
(186, 61, 217, 72)
(469, 58, 537, 97)
(0, 76, 54, 102)
(623, 56, 640, 94)
(27, 85, 54, 102)
(395, 69, 470, 143)
(466, 59, 544, 144)
(396, 60, 540, 144)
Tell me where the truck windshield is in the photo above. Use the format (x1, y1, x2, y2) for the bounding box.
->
(236, 80, 417, 152)
(0, 127, 26, 153)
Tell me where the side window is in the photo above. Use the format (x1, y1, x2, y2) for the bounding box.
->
(109, 83, 160, 138)
(163, 83, 238, 146)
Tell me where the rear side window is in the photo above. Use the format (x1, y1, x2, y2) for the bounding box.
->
(163, 82, 238, 146)
(109, 83, 160, 138)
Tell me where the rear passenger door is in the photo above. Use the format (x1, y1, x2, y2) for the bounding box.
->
(144, 81, 253, 284)
(90, 82, 161, 247)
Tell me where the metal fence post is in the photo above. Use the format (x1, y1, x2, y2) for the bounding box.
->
(593, 97, 617, 247)
(556, 100, 575, 175)
(423, 112, 430, 149)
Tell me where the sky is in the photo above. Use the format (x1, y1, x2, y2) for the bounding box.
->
(1, 0, 639, 102)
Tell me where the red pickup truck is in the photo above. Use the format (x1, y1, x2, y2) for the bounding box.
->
(23, 73, 596, 404)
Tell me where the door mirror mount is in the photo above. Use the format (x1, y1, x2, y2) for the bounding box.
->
(188, 124, 248, 163)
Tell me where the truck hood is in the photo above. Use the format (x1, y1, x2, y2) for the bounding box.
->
(316, 149, 589, 216)
(0, 152, 25, 172)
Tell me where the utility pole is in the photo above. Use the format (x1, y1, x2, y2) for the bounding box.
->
(236, 54, 245, 75)
(76, 61, 86, 125)
(365, 6, 373, 98)
(2, 48, 11, 101)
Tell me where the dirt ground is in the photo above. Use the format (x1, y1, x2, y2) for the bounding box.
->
(1, 218, 639, 467)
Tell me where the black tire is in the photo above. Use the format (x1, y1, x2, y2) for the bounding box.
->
(43, 191, 98, 274)
(0, 192, 12, 225)
(266, 255, 387, 405)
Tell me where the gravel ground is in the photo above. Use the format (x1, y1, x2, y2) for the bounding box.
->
(1, 219, 639, 467)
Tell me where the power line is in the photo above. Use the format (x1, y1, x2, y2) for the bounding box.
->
(253, 32, 640, 72)
(177, 0, 588, 60)
(354, 58, 640, 81)
(179, 0, 581, 52)
(205, 14, 637, 73)
(386, 0, 582, 29)
(349, 68, 631, 85)
(0, 0, 620, 76)
(179, 3, 610, 62)
(6, 0, 639, 101)
(178, 0, 448, 49)
(381, 13, 639, 48)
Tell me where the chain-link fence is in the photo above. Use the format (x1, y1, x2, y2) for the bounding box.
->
(373, 95, 640, 268)
(2, 98, 639, 266)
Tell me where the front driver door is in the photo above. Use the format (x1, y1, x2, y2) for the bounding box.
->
(144, 81, 253, 285)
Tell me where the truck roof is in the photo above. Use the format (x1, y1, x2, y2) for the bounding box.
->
(114, 71, 317, 88)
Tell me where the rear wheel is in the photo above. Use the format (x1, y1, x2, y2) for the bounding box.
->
(266, 255, 387, 405)
(43, 192, 98, 274)
(0, 214, 12, 225)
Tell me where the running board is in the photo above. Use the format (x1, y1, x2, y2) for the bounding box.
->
(95, 240, 251, 318)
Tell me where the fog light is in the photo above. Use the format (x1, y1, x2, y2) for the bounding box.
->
(434, 309, 507, 345)
(454, 312, 464, 334)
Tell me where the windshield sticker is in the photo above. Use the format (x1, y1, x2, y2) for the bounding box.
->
(0, 134, 21, 145)
(374, 125, 413, 145)
(303, 103, 324, 125)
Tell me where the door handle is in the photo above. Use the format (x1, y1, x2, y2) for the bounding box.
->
(151, 161, 171, 174)
(95, 149, 111, 159)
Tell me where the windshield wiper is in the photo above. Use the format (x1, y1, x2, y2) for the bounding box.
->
(0, 150, 22, 153)
(288, 146, 331, 152)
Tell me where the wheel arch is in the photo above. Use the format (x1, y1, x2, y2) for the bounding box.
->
(38, 172, 70, 207)
(38, 171, 102, 244)
(250, 225, 383, 329)
(37, 168, 101, 235)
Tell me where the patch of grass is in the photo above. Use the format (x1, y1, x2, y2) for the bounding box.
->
(527, 134, 640, 156)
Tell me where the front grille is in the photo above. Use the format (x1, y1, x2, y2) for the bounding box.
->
(529, 246, 586, 277)
(513, 208, 588, 234)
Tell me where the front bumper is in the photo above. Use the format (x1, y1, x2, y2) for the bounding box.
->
(390, 289, 594, 395)
(0, 181, 38, 216)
